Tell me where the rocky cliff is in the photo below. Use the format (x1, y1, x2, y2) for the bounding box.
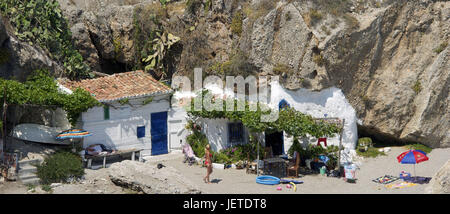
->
(0, 0, 448, 148)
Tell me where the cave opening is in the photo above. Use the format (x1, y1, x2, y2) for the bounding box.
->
(357, 125, 415, 148)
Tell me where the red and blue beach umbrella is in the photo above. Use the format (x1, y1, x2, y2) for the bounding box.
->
(397, 149, 428, 164)
(397, 149, 429, 176)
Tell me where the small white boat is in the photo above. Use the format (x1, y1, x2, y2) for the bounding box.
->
(11, 123, 71, 145)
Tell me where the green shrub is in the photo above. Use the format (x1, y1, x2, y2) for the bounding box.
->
(288, 137, 302, 157)
(316, 0, 350, 16)
(159, 0, 171, 7)
(309, 9, 323, 25)
(212, 151, 231, 164)
(0, 0, 91, 79)
(313, 54, 325, 66)
(41, 184, 53, 193)
(186, 0, 203, 14)
(0, 69, 100, 126)
(343, 14, 359, 31)
(411, 80, 422, 94)
(243, 0, 276, 22)
(321, 25, 331, 35)
(186, 129, 209, 158)
(405, 143, 432, 154)
(434, 41, 448, 54)
(356, 137, 386, 158)
(209, 50, 256, 77)
(358, 137, 373, 148)
(0, 48, 10, 65)
(273, 63, 293, 75)
(356, 147, 385, 158)
(288, 139, 340, 169)
(36, 151, 85, 185)
(231, 12, 243, 36)
(26, 184, 36, 192)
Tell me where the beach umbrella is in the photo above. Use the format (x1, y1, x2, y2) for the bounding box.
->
(56, 129, 92, 152)
(397, 149, 429, 177)
(56, 129, 92, 140)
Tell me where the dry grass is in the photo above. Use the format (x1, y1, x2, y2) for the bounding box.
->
(313, 54, 325, 66)
(342, 13, 360, 31)
(242, 0, 277, 23)
(231, 12, 243, 36)
(273, 63, 294, 75)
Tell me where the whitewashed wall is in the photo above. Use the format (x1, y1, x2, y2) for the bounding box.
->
(81, 95, 171, 156)
(196, 118, 250, 152)
(168, 107, 189, 151)
(269, 82, 358, 163)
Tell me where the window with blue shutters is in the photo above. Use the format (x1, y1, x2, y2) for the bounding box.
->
(137, 126, 145, 138)
(228, 122, 244, 143)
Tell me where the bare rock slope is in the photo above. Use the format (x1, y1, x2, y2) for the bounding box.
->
(2, 0, 448, 147)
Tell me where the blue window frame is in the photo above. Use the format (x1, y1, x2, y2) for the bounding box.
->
(103, 105, 110, 120)
(228, 122, 244, 143)
(278, 99, 290, 110)
(137, 126, 145, 138)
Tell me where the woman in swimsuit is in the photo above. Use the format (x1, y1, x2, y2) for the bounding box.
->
(203, 144, 213, 184)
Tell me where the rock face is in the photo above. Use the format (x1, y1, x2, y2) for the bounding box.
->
(108, 160, 201, 194)
(2, 0, 449, 148)
(321, 1, 449, 148)
(429, 160, 450, 194)
(239, 0, 449, 148)
(0, 17, 64, 81)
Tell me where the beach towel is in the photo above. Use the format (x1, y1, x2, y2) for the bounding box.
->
(372, 175, 400, 184)
(385, 182, 417, 189)
(409, 176, 432, 184)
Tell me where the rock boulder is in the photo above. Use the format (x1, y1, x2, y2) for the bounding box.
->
(428, 160, 450, 194)
(108, 160, 201, 194)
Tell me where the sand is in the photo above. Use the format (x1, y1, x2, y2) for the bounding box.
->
(146, 146, 449, 194)
(0, 146, 448, 194)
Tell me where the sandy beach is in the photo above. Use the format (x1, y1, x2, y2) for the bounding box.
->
(148, 146, 449, 194)
(0, 146, 448, 194)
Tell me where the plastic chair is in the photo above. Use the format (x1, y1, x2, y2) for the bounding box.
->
(264, 146, 273, 159)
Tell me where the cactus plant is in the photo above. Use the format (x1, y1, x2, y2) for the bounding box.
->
(142, 31, 180, 79)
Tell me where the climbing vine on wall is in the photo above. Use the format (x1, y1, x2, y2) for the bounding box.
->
(186, 90, 342, 139)
(0, 70, 100, 126)
(0, 0, 91, 79)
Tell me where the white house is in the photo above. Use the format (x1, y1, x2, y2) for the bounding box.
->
(171, 80, 358, 163)
(267, 81, 358, 162)
(58, 70, 178, 156)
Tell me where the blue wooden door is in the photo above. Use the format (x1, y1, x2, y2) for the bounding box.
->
(151, 112, 168, 155)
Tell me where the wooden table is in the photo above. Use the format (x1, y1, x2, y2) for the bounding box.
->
(85, 148, 143, 169)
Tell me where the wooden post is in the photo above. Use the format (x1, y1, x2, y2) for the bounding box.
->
(337, 119, 345, 174)
(1, 87, 7, 162)
(257, 136, 260, 176)
(87, 159, 92, 169)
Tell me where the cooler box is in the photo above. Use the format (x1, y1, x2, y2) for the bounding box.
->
(400, 172, 411, 181)
(344, 164, 356, 180)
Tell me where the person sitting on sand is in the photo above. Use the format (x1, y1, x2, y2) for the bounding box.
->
(203, 144, 213, 184)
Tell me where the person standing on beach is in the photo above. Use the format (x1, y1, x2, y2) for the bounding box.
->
(203, 144, 213, 184)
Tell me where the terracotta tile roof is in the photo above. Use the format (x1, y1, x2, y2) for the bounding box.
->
(58, 70, 172, 102)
